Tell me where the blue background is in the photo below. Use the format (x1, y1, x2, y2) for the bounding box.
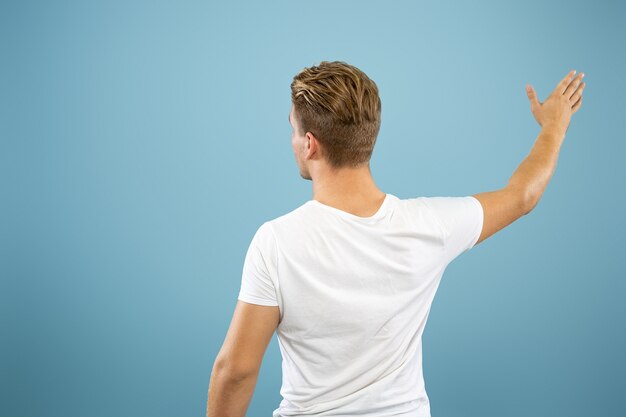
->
(2, 1, 624, 416)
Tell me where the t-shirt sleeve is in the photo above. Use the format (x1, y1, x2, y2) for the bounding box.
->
(237, 222, 280, 306)
(422, 196, 484, 264)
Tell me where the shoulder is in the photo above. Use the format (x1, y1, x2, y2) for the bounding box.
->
(252, 200, 312, 247)
(265, 200, 313, 231)
(415, 195, 481, 222)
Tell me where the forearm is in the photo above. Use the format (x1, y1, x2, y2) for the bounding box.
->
(506, 125, 566, 211)
(206, 364, 258, 417)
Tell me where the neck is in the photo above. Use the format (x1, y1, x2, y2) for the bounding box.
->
(310, 164, 385, 205)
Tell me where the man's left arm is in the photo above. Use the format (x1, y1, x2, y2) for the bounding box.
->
(206, 300, 280, 417)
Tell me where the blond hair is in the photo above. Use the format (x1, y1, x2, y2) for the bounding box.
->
(290, 61, 382, 169)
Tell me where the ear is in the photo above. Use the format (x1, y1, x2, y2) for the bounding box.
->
(305, 132, 323, 160)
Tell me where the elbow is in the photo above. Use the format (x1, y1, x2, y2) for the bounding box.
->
(213, 357, 257, 382)
(521, 190, 539, 215)
(505, 184, 537, 215)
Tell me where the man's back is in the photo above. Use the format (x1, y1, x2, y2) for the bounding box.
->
(207, 66, 585, 417)
(238, 193, 483, 417)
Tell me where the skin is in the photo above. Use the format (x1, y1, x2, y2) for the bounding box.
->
(472, 69, 585, 244)
(206, 69, 586, 417)
(206, 301, 279, 417)
(289, 105, 388, 217)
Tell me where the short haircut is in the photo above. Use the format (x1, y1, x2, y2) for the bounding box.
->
(290, 61, 382, 169)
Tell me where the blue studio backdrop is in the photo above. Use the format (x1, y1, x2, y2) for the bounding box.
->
(2, 1, 624, 416)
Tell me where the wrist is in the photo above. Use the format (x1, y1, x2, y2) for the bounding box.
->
(541, 123, 567, 138)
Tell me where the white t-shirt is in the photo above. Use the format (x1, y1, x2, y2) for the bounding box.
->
(238, 193, 484, 417)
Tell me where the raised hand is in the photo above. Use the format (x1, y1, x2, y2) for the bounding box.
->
(525, 69, 586, 135)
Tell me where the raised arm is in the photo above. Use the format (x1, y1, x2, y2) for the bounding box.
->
(473, 69, 586, 246)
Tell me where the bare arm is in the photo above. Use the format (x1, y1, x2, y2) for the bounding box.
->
(507, 126, 565, 211)
(206, 301, 280, 417)
(473, 69, 586, 245)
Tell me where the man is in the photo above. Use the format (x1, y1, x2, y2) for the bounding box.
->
(206, 61, 585, 417)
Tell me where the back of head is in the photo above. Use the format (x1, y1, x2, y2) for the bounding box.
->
(290, 61, 382, 169)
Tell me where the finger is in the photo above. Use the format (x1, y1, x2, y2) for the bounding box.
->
(557, 70, 576, 95)
(564, 72, 585, 98)
(569, 81, 586, 104)
(572, 95, 582, 113)
(526, 84, 540, 109)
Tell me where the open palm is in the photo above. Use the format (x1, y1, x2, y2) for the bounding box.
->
(525, 70, 586, 134)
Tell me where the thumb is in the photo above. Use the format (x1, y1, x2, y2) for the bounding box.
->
(526, 84, 540, 109)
